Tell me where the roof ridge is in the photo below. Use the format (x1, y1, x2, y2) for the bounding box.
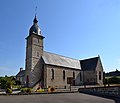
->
(44, 51, 79, 61)
(80, 56, 99, 61)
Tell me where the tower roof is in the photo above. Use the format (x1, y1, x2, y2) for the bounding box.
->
(29, 15, 41, 35)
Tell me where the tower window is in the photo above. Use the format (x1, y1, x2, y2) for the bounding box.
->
(36, 38, 39, 44)
(37, 52, 39, 57)
(63, 70, 65, 80)
(51, 69, 54, 80)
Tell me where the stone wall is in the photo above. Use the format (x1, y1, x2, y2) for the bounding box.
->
(25, 34, 44, 87)
(46, 65, 82, 88)
(79, 86, 120, 96)
(83, 71, 96, 85)
(96, 58, 104, 85)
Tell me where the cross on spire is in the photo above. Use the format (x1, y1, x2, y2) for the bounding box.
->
(33, 6, 38, 23)
(35, 6, 37, 16)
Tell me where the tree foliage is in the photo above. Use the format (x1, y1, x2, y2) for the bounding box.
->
(104, 76, 120, 86)
(108, 76, 120, 84)
(0, 76, 15, 89)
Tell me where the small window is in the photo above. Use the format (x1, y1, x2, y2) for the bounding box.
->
(63, 70, 65, 80)
(80, 72, 82, 81)
(37, 39, 39, 43)
(51, 69, 54, 80)
(73, 72, 75, 79)
(36, 38, 39, 44)
(37, 52, 39, 57)
(99, 71, 101, 80)
(42, 64, 44, 69)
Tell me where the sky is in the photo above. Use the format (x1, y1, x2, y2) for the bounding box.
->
(0, 0, 120, 76)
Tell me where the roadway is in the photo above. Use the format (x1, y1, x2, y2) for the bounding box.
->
(0, 93, 119, 103)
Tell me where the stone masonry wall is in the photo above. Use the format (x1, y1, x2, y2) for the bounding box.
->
(46, 65, 81, 88)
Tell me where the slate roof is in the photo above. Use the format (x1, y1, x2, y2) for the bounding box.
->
(42, 51, 81, 70)
(16, 70, 25, 77)
(80, 57, 99, 71)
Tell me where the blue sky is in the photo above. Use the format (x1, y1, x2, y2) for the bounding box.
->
(0, 0, 120, 76)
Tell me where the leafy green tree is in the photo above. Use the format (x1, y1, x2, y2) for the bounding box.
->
(108, 76, 120, 84)
(15, 80, 21, 85)
(0, 76, 16, 89)
(103, 78, 108, 87)
(0, 78, 7, 89)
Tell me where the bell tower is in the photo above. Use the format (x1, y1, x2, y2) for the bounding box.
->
(25, 16, 44, 87)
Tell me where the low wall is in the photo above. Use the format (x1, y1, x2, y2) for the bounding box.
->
(79, 86, 120, 97)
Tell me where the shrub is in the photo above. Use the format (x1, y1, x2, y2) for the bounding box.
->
(51, 87, 55, 92)
(48, 87, 55, 92)
(6, 81, 12, 89)
(6, 88, 12, 94)
(21, 88, 27, 92)
(15, 80, 21, 85)
(21, 88, 32, 93)
(26, 88, 31, 93)
(36, 89, 45, 92)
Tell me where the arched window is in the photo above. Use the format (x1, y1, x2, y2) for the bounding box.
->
(80, 72, 82, 81)
(73, 72, 75, 79)
(26, 75, 29, 83)
(63, 70, 65, 80)
(51, 69, 54, 80)
(99, 71, 101, 80)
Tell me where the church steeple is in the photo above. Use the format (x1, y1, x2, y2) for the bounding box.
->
(29, 15, 41, 35)
(33, 15, 38, 24)
(25, 15, 44, 87)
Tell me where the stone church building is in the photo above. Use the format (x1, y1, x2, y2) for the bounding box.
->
(16, 16, 104, 89)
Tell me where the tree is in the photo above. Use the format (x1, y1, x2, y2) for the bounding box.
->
(0, 78, 7, 89)
(15, 80, 21, 85)
(0, 76, 15, 89)
(108, 76, 120, 84)
(103, 78, 108, 87)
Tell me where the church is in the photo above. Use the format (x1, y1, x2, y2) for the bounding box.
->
(16, 15, 104, 89)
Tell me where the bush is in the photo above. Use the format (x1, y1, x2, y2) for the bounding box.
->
(21, 88, 32, 93)
(6, 81, 12, 89)
(26, 88, 31, 93)
(6, 88, 12, 94)
(15, 80, 21, 85)
(51, 87, 55, 92)
(21, 88, 27, 92)
(48, 87, 55, 92)
(36, 89, 45, 92)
